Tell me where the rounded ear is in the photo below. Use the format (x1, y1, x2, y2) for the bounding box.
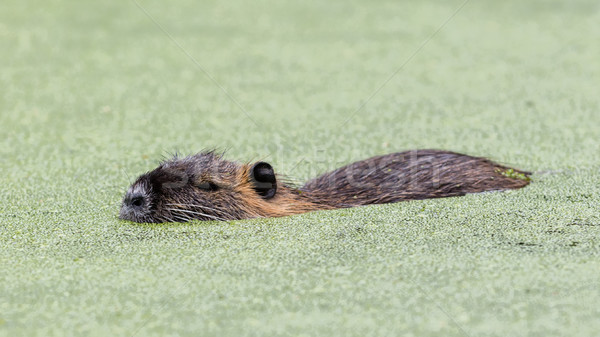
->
(250, 162, 277, 199)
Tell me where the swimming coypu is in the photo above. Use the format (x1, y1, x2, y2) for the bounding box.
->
(119, 149, 530, 223)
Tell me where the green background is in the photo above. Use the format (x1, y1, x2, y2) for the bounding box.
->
(1, 0, 599, 336)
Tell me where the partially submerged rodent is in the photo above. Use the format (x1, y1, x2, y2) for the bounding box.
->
(119, 149, 531, 223)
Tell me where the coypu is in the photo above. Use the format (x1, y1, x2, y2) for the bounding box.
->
(119, 149, 530, 223)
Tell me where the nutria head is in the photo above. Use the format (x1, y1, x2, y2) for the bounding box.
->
(119, 152, 279, 222)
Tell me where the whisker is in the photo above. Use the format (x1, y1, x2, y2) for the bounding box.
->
(166, 208, 226, 222)
(164, 203, 230, 218)
(171, 209, 225, 222)
(172, 214, 190, 222)
(165, 202, 219, 211)
(122, 167, 133, 185)
(197, 206, 230, 218)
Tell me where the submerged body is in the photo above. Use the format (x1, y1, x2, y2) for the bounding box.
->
(119, 150, 530, 223)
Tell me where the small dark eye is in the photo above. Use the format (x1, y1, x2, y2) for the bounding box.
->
(131, 196, 144, 207)
(198, 182, 220, 191)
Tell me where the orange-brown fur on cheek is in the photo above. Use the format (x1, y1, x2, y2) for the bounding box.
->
(233, 165, 332, 218)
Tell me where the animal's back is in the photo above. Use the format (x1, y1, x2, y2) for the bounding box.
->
(300, 149, 530, 207)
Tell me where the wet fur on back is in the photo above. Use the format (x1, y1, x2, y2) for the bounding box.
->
(301, 150, 530, 207)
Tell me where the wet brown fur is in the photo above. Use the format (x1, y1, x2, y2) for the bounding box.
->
(119, 149, 530, 223)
